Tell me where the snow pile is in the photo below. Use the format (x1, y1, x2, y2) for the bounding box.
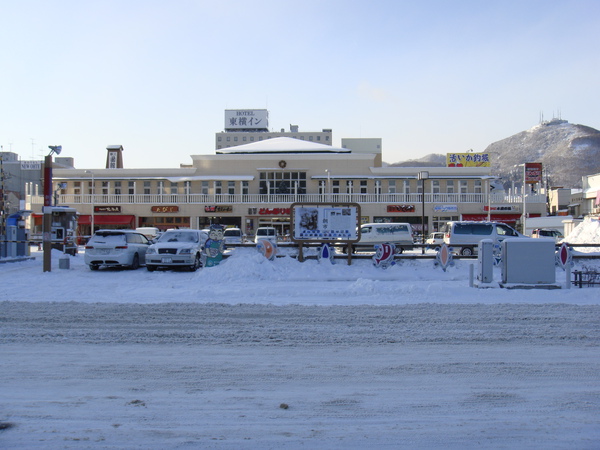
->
(565, 217, 600, 253)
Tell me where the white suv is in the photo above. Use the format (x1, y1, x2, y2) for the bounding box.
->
(85, 230, 151, 270)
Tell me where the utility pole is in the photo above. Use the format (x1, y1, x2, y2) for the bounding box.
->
(1, 148, 6, 257)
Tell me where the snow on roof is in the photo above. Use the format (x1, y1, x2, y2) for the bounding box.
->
(216, 137, 350, 154)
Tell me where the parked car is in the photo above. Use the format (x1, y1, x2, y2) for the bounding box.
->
(350, 223, 414, 253)
(532, 228, 564, 242)
(135, 227, 161, 241)
(84, 229, 151, 270)
(254, 227, 278, 243)
(223, 227, 243, 245)
(145, 229, 208, 272)
(425, 232, 445, 247)
(442, 221, 527, 256)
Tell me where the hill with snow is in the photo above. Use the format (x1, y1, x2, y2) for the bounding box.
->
(485, 119, 600, 189)
(386, 119, 600, 189)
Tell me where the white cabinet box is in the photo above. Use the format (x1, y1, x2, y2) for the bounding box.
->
(501, 238, 556, 284)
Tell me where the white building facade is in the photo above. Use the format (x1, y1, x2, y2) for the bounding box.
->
(26, 138, 548, 240)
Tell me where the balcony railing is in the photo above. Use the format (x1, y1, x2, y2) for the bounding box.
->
(29, 192, 547, 206)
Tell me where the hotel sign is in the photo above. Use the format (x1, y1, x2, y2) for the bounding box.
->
(224, 109, 268, 130)
(21, 161, 42, 170)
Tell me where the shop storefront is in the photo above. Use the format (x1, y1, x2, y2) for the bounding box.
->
(200, 205, 241, 230)
(77, 214, 136, 238)
(247, 206, 291, 239)
(461, 214, 523, 226)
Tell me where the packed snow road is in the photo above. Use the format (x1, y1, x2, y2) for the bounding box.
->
(1, 302, 599, 448)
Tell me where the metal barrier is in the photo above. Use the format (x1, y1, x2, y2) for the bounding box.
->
(572, 270, 600, 288)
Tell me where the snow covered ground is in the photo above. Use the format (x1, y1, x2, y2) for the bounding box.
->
(1, 221, 600, 448)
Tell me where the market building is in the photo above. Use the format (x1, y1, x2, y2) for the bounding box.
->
(25, 137, 548, 241)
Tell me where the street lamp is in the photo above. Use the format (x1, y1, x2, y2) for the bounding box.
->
(85, 170, 95, 237)
(418, 171, 429, 254)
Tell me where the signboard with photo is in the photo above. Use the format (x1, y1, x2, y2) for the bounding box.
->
(291, 203, 360, 242)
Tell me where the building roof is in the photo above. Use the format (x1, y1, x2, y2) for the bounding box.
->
(216, 137, 350, 154)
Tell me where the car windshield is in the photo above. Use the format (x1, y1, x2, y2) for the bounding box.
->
(90, 233, 126, 245)
(158, 231, 198, 243)
(257, 229, 274, 236)
(224, 229, 241, 237)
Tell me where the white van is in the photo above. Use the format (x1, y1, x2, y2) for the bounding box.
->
(352, 223, 414, 253)
(442, 221, 527, 256)
(254, 227, 278, 244)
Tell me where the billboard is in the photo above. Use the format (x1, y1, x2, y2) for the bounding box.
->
(291, 203, 360, 242)
(446, 152, 490, 167)
(524, 162, 543, 184)
(224, 109, 268, 130)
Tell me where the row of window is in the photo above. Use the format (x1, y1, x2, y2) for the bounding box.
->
(217, 134, 330, 143)
(67, 179, 483, 196)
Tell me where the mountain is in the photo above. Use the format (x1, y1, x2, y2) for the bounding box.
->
(387, 153, 445, 167)
(485, 119, 600, 189)
(386, 119, 600, 189)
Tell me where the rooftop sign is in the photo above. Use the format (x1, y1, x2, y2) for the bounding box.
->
(224, 109, 269, 131)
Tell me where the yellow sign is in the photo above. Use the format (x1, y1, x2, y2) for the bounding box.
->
(446, 153, 490, 167)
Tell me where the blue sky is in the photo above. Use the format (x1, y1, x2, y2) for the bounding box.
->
(2, 0, 599, 168)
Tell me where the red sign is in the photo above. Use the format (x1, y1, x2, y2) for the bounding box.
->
(151, 205, 179, 213)
(525, 163, 543, 184)
(483, 205, 518, 212)
(387, 205, 415, 213)
(259, 208, 290, 215)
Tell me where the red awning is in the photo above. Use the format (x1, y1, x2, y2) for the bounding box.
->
(78, 215, 135, 226)
(461, 214, 521, 224)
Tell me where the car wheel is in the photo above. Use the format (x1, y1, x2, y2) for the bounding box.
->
(190, 253, 201, 271)
(460, 247, 474, 256)
(396, 247, 404, 254)
(146, 264, 156, 272)
(130, 253, 140, 270)
(89, 264, 99, 271)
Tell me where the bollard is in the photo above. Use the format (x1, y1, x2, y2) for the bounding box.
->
(469, 263, 474, 288)
(59, 254, 70, 270)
